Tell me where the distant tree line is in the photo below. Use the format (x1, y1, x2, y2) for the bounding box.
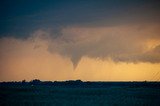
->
(0, 79, 160, 88)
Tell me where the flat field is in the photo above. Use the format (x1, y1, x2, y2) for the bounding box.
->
(0, 83, 160, 106)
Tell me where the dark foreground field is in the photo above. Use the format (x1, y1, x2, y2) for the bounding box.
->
(0, 81, 160, 106)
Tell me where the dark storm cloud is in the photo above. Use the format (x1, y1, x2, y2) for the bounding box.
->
(46, 24, 160, 68)
(0, 24, 160, 69)
(0, 0, 160, 38)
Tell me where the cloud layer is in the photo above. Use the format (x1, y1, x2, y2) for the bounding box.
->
(0, 23, 160, 81)
(47, 24, 160, 68)
(0, 23, 160, 69)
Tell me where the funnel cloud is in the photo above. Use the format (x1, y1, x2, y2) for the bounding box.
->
(43, 24, 160, 68)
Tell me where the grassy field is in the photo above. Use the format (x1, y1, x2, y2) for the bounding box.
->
(0, 84, 160, 106)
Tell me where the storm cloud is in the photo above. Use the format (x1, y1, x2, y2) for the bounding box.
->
(41, 23, 160, 68)
(0, 23, 159, 69)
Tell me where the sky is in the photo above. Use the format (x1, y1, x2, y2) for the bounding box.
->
(0, 0, 160, 81)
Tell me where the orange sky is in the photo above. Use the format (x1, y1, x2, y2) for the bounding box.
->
(0, 24, 160, 81)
